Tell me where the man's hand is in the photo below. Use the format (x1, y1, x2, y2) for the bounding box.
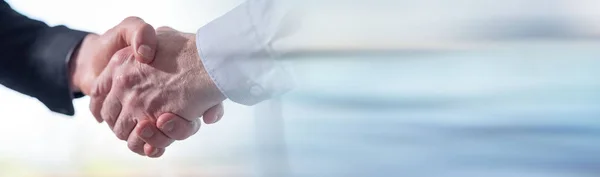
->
(69, 17, 158, 96)
(90, 27, 226, 158)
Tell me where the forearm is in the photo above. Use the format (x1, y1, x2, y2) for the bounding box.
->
(0, 1, 88, 115)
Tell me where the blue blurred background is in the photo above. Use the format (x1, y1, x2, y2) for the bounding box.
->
(1, 0, 600, 176)
(281, 46, 600, 177)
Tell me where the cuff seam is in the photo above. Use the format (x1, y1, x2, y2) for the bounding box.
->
(196, 34, 228, 100)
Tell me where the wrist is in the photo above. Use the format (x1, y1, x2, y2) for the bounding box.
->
(69, 34, 100, 95)
(187, 34, 226, 103)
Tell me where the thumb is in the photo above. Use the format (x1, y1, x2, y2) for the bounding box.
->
(111, 16, 158, 64)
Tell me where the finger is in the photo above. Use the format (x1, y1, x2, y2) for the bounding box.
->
(203, 103, 224, 124)
(156, 113, 201, 141)
(156, 26, 176, 33)
(112, 114, 137, 141)
(89, 48, 132, 123)
(127, 128, 146, 156)
(112, 17, 157, 63)
(102, 53, 143, 128)
(144, 144, 165, 158)
(100, 92, 122, 128)
(89, 92, 106, 123)
(136, 119, 175, 148)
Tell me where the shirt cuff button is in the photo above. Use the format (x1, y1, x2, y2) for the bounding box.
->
(250, 85, 264, 96)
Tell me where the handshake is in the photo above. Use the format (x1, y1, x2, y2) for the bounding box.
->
(70, 17, 226, 158)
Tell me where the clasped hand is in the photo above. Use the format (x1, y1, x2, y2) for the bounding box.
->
(72, 17, 225, 158)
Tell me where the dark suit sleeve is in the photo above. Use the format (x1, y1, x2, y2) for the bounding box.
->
(0, 1, 88, 116)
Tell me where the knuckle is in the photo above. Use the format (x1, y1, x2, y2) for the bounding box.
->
(115, 130, 129, 141)
(90, 101, 102, 118)
(138, 22, 154, 32)
(101, 108, 120, 127)
(90, 85, 101, 97)
(89, 101, 96, 113)
(113, 74, 136, 88)
(104, 115, 117, 127)
(101, 109, 114, 123)
(114, 120, 133, 141)
(122, 96, 135, 108)
(112, 49, 135, 63)
(128, 142, 143, 152)
(123, 17, 152, 33)
(113, 75, 127, 88)
(122, 91, 142, 108)
(91, 79, 110, 97)
(156, 26, 173, 32)
(123, 16, 144, 24)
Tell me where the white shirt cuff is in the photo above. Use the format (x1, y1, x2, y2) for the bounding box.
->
(196, 1, 293, 106)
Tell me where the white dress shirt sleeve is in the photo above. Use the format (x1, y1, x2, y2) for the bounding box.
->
(195, 0, 295, 106)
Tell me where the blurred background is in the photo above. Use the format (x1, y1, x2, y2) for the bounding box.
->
(2, 0, 600, 176)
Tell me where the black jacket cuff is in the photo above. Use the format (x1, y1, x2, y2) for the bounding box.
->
(31, 26, 88, 116)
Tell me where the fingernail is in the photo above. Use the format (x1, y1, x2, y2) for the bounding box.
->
(205, 115, 218, 124)
(211, 115, 219, 124)
(141, 127, 154, 138)
(149, 148, 158, 157)
(214, 109, 224, 123)
(161, 120, 175, 132)
(137, 45, 153, 61)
